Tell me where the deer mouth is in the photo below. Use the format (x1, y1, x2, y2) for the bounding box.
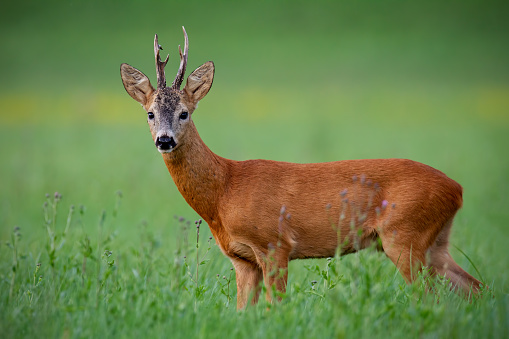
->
(155, 135, 177, 153)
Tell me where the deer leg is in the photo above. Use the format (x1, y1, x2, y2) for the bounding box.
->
(264, 258, 289, 303)
(383, 244, 426, 283)
(255, 247, 289, 303)
(231, 258, 263, 310)
(428, 218, 482, 294)
(380, 225, 429, 283)
(381, 218, 482, 296)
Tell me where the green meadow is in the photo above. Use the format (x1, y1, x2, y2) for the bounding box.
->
(1, 1, 508, 337)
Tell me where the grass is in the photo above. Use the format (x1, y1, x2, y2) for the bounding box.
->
(0, 193, 507, 338)
(1, 0, 509, 338)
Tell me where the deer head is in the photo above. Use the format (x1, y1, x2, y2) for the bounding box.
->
(120, 27, 214, 153)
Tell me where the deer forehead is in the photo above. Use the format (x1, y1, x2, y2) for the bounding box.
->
(152, 88, 183, 113)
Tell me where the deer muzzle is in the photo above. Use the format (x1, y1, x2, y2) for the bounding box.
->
(155, 135, 177, 153)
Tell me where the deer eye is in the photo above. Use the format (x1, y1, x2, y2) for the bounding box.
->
(179, 111, 189, 120)
(147, 112, 154, 120)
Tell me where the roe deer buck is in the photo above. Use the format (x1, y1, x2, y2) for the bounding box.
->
(120, 27, 482, 309)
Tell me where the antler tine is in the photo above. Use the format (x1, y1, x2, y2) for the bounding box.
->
(154, 34, 169, 89)
(172, 26, 189, 90)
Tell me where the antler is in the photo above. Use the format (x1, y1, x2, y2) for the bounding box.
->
(153, 27, 189, 90)
(154, 34, 170, 89)
(171, 26, 189, 90)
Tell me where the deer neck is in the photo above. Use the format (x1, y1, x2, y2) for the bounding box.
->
(161, 121, 229, 224)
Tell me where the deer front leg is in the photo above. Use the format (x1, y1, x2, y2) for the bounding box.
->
(264, 259, 289, 303)
(231, 258, 263, 310)
(258, 246, 289, 303)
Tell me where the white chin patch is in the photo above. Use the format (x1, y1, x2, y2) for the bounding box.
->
(158, 148, 174, 154)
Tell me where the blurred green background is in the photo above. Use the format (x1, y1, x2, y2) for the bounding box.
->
(1, 0, 508, 289)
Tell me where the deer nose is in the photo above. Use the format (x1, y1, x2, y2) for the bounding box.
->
(155, 135, 177, 150)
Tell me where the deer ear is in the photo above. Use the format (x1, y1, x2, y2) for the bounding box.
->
(183, 61, 214, 107)
(120, 63, 155, 105)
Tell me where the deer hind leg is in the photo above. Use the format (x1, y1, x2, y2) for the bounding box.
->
(381, 218, 482, 296)
(380, 227, 428, 284)
(379, 217, 450, 284)
(427, 217, 482, 294)
(231, 258, 263, 310)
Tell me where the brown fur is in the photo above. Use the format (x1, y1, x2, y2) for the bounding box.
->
(120, 32, 482, 310)
(160, 126, 482, 308)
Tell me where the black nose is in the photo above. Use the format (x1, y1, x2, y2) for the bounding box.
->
(156, 135, 177, 150)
